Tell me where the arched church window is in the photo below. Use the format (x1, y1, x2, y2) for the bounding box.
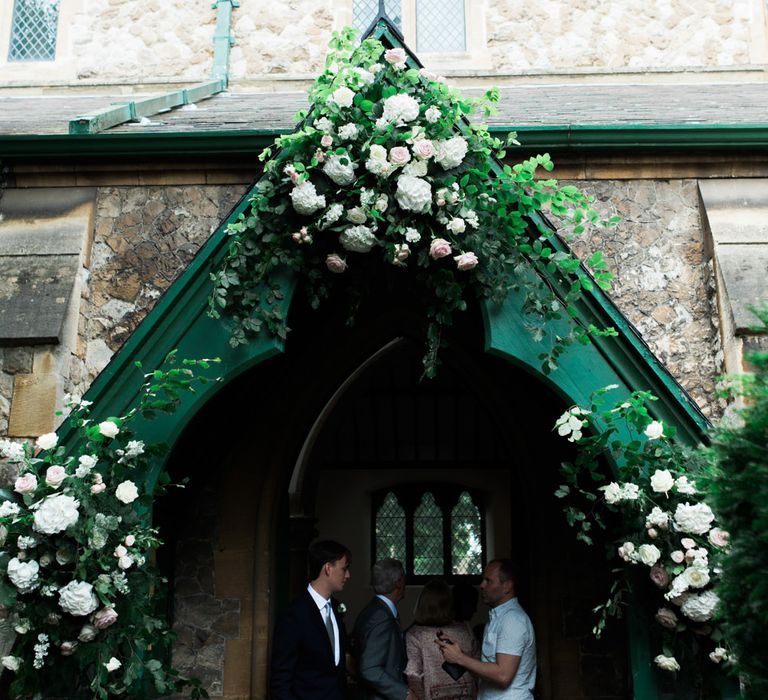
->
(8, 0, 60, 62)
(351, 0, 466, 54)
(375, 491, 406, 562)
(372, 485, 485, 581)
(413, 491, 443, 575)
(450, 491, 482, 575)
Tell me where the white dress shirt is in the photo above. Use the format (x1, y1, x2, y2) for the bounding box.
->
(308, 583, 341, 665)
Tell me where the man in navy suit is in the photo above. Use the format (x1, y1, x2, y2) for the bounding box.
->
(271, 540, 352, 700)
(352, 559, 409, 700)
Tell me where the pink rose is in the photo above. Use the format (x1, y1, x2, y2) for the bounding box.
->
(429, 239, 452, 260)
(321, 134, 333, 149)
(670, 550, 685, 563)
(708, 528, 729, 547)
(45, 466, 67, 489)
(454, 252, 479, 271)
(649, 565, 669, 588)
(124, 535, 136, 547)
(93, 607, 118, 630)
(14, 473, 38, 495)
(412, 139, 434, 160)
(648, 528, 658, 539)
(91, 483, 106, 495)
(655, 607, 678, 630)
(389, 146, 411, 166)
(314, 148, 325, 163)
(60, 641, 77, 656)
(325, 254, 348, 273)
(681, 538, 696, 550)
(384, 48, 406, 67)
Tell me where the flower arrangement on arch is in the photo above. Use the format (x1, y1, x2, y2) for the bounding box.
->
(554, 386, 730, 677)
(0, 355, 217, 699)
(209, 28, 618, 378)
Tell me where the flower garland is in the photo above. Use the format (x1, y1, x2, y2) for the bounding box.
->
(554, 386, 730, 679)
(209, 28, 617, 378)
(0, 355, 216, 699)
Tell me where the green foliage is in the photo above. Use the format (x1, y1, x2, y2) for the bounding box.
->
(208, 28, 618, 379)
(700, 306, 768, 698)
(0, 353, 218, 699)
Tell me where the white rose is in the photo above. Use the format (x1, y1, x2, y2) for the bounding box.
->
(58, 580, 99, 616)
(447, 218, 466, 234)
(323, 155, 357, 186)
(709, 647, 728, 664)
(98, 421, 119, 438)
(434, 136, 469, 170)
(290, 181, 326, 216)
(650, 469, 674, 494)
(675, 476, 697, 494)
(76, 454, 98, 478)
(340, 225, 378, 253)
(601, 482, 623, 505)
(708, 528, 729, 547)
(352, 66, 374, 84)
(674, 502, 715, 535)
(330, 86, 355, 109)
(412, 139, 434, 160)
(0, 501, 21, 518)
(1, 655, 21, 671)
(115, 480, 139, 504)
(338, 123, 359, 141)
(681, 590, 719, 622)
(36, 432, 58, 450)
(681, 537, 696, 550)
(382, 93, 420, 123)
(618, 542, 636, 562)
(45, 465, 67, 489)
(7, 557, 40, 593)
(118, 555, 134, 570)
(654, 655, 680, 672)
(314, 117, 333, 132)
(621, 483, 640, 500)
(424, 105, 441, 123)
(402, 159, 428, 177)
(124, 535, 136, 547)
(32, 494, 80, 534)
(645, 420, 664, 440)
(671, 550, 685, 563)
(646, 507, 670, 529)
(346, 206, 367, 224)
(395, 175, 432, 213)
(637, 544, 661, 567)
(684, 564, 710, 589)
(404, 227, 421, 243)
(104, 657, 122, 672)
(78, 624, 98, 642)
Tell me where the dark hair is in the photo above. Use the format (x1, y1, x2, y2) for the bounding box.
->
(414, 580, 453, 626)
(308, 540, 351, 580)
(488, 558, 517, 585)
(452, 582, 479, 622)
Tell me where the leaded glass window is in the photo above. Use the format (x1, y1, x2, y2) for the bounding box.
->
(413, 492, 443, 575)
(451, 491, 482, 574)
(373, 485, 483, 581)
(352, 0, 402, 35)
(416, 0, 466, 53)
(375, 492, 406, 564)
(8, 0, 60, 62)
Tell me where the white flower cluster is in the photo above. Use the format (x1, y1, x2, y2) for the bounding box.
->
(395, 175, 432, 213)
(290, 181, 326, 216)
(340, 225, 378, 253)
(554, 407, 590, 442)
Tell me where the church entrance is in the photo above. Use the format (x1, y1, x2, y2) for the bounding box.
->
(157, 285, 629, 699)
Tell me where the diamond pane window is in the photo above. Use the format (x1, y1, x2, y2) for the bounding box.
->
(451, 491, 482, 575)
(416, 0, 466, 53)
(375, 492, 407, 565)
(352, 0, 403, 35)
(8, 0, 60, 62)
(413, 492, 443, 575)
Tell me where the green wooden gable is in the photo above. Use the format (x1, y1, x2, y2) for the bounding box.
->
(57, 18, 718, 699)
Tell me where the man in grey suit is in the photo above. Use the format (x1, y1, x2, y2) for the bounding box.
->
(352, 559, 411, 700)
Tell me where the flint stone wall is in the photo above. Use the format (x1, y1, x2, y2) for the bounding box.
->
(566, 179, 723, 418)
(11, 0, 761, 85)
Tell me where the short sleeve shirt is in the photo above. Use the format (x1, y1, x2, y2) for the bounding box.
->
(478, 598, 536, 700)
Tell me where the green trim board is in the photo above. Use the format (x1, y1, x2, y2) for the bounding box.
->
(4, 124, 768, 160)
(50, 18, 732, 699)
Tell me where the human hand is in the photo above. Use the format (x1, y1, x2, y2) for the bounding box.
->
(436, 633, 463, 664)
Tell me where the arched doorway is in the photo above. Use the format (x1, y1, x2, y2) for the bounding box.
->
(157, 285, 628, 699)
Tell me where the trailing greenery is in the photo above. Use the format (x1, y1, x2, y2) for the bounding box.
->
(209, 27, 618, 378)
(700, 306, 768, 698)
(0, 353, 218, 699)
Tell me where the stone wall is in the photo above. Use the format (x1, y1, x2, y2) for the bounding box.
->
(1, 0, 764, 86)
(567, 179, 723, 418)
